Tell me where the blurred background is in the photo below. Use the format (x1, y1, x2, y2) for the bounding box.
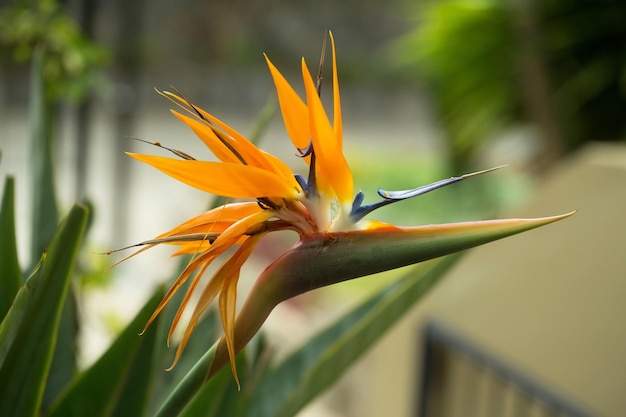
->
(1, 0, 625, 415)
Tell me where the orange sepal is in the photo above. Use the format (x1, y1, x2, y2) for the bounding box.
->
(171, 110, 241, 164)
(128, 153, 300, 199)
(329, 32, 342, 148)
(161, 91, 296, 182)
(265, 54, 311, 151)
(301, 59, 354, 203)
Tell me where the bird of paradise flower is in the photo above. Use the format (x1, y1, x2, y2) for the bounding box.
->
(112, 32, 574, 387)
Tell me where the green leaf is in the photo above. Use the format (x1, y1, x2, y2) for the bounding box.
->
(151, 306, 265, 417)
(46, 285, 165, 417)
(178, 350, 252, 417)
(0, 259, 44, 370)
(147, 280, 222, 416)
(170, 258, 458, 417)
(0, 204, 88, 417)
(29, 45, 59, 266)
(244, 256, 460, 417)
(28, 44, 76, 409)
(0, 177, 22, 319)
(153, 339, 220, 417)
(42, 292, 79, 411)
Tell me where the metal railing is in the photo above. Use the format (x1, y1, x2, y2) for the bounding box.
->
(417, 321, 597, 417)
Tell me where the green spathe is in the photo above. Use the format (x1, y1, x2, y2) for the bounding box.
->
(218, 212, 576, 373)
(155, 211, 574, 416)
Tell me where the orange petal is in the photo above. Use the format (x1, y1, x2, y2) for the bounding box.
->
(169, 240, 212, 255)
(166, 259, 213, 343)
(265, 54, 311, 150)
(210, 209, 274, 250)
(301, 59, 354, 203)
(141, 251, 213, 337)
(142, 208, 274, 343)
(358, 219, 402, 231)
(218, 232, 265, 388)
(329, 32, 342, 148)
(157, 202, 262, 238)
(171, 110, 242, 164)
(196, 109, 297, 182)
(170, 231, 265, 372)
(165, 218, 257, 342)
(168, 256, 224, 370)
(162, 91, 295, 178)
(161, 91, 296, 182)
(198, 109, 293, 179)
(166, 210, 273, 368)
(128, 153, 300, 199)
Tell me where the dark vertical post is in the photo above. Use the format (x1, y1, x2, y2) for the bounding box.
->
(110, 0, 146, 243)
(74, 0, 98, 202)
(508, 0, 564, 171)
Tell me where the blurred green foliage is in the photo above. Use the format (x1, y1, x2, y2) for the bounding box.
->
(539, 0, 626, 146)
(0, 0, 108, 101)
(395, 1, 520, 170)
(396, 0, 626, 169)
(0, 177, 22, 319)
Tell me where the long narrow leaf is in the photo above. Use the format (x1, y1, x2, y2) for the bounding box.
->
(0, 177, 22, 319)
(29, 46, 59, 265)
(154, 342, 220, 417)
(28, 44, 77, 409)
(147, 268, 222, 417)
(0, 204, 88, 417)
(0, 257, 44, 368)
(42, 294, 79, 411)
(46, 285, 165, 417)
(244, 256, 460, 417)
(179, 351, 252, 417)
(173, 257, 459, 417)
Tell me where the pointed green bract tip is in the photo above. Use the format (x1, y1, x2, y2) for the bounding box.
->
(264, 211, 576, 301)
(196, 211, 575, 393)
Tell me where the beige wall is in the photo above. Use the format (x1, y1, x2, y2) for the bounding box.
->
(359, 143, 626, 417)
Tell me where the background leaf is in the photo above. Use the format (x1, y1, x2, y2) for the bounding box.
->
(27, 44, 79, 410)
(178, 349, 254, 417)
(0, 204, 88, 417)
(0, 177, 22, 319)
(242, 255, 460, 417)
(46, 285, 166, 417)
(147, 267, 223, 417)
(163, 256, 459, 417)
(29, 45, 59, 266)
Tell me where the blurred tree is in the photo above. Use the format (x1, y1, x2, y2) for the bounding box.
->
(539, 0, 626, 148)
(394, 1, 521, 172)
(0, 0, 108, 102)
(395, 0, 626, 171)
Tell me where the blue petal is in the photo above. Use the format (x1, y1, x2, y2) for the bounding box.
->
(350, 166, 505, 223)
